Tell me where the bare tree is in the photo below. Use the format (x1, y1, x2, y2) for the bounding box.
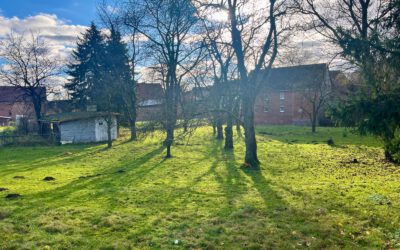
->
(299, 68, 332, 132)
(278, 47, 331, 132)
(277, 46, 314, 66)
(124, 0, 202, 158)
(293, 0, 395, 73)
(196, 0, 285, 167)
(0, 32, 61, 133)
(198, 10, 239, 147)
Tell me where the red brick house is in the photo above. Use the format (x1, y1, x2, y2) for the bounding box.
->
(0, 86, 47, 126)
(254, 63, 331, 125)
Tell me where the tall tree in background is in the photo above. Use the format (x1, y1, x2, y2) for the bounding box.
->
(296, 0, 400, 162)
(67, 23, 131, 148)
(66, 23, 106, 107)
(0, 32, 61, 133)
(107, 27, 137, 141)
(300, 67, 331, 133)
(98, 1, 139, 141)
(200, 14, 237, 148)
(124, 0, 202, 158)
(197, 0, 282, 167)
(97, 27, 134, 147)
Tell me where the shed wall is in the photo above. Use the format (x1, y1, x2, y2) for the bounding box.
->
(95, 117, 117, 142)
(60, 119, 96, 143)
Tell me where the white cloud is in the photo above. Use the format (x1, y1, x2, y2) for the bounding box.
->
(0, 13, 87, 61)
(0, 14, 88, 98)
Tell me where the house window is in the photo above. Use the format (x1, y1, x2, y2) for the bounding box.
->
(280, 105, 285, 113)
(263, 96, 270, 112)
(280, 91, 285, 100)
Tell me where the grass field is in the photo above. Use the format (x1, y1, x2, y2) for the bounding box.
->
(0, 126, 399, 249)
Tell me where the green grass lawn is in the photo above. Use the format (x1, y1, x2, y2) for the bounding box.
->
(0, 126, 399, 249)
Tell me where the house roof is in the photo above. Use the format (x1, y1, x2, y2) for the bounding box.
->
(41, 111, 119, 123)
(0, 86, 46, 103)
(47, 100, 75, 114)
(260, 63, 328, 90)
(136, 83, 164, 102)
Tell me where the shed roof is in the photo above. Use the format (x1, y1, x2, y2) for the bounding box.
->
(0, 86, 46, 103)
(41, 112, 118, 123)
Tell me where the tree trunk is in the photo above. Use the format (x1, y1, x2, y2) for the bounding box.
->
(383, 138, 397, 163)
(183, 119, 188, 133)
(212, 123, 216, 135)
(242, 95, 259, 167)
(311, 118, 317, 133)
(384, 148, 394, 162)
(236, 120, 241, 135)
(164, 76, 177, 158)
(165, 126, 174, 158)
(31, 93, 43, 135)
(224, 114, 233, 150)
(130, 120, 137, 141)
(216, 117, 224, 140)
(311, 105, 317, 133)
(107, 116, 112, 148)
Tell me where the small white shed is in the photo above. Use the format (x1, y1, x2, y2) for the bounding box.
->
(42, 112, 118, 144)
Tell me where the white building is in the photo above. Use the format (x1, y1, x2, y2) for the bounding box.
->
(42, 112, 118, 144)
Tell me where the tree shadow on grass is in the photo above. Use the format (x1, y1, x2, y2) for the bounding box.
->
(256, 126, 382, 148)
(10, 145, 166, 212)
(0, 144, 107, 176)
(242, 167, 287, 210)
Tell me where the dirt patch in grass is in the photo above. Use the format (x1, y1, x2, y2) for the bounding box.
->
(43, 176, 55, 181)
(5, 193, 21, 199)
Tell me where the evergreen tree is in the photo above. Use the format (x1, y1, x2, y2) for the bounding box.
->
(66, 23, 107, 107)
(103, 27, 137, 140)
(66, 23, 137, 146)
(326, 2, 400, 162)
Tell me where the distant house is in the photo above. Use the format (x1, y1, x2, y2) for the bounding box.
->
(254, 63, 332, 125)
(0, 86, 47, 125)
(41, 112, 118, 144)
(45, 83, 165, 122)
(136, 83, 164, 121)
(0, 116, 12, 126)
(46, 100, 75, 115)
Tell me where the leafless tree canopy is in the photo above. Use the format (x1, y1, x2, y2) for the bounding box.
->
(0, 32, 62, 131)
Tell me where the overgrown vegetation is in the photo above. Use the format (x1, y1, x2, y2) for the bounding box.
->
(295, 0, 400, 163)
(0, 126, 398, 249)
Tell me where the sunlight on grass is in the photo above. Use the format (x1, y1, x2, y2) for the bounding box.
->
(0, 126, 399, 249)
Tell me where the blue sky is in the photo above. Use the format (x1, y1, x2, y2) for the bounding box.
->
(0, 0, 98, 25)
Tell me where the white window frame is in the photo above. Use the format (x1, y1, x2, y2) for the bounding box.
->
(280, 105, 285, 113)
(279, 91, 285, 100)
(263, 96, 270, 112)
